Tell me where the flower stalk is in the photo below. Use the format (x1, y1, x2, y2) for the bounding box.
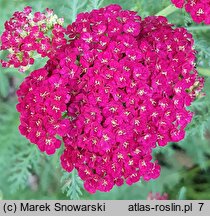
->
(155, 5, 178, 17)
(187, 26, 210, 31)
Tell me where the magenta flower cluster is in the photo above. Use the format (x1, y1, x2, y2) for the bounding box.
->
(1, 5, 204, 193)
(0, 6, 66, 72)
(16, 67, 71, 155)
(171, 0, 210, 24)
(147, 192, 168, 200)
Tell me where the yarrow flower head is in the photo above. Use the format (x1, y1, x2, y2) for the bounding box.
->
(2, 4, 204, 193)
(171, 0, 210, 24)
(59, 5, 203, 193)
(0, 6, 66, 72)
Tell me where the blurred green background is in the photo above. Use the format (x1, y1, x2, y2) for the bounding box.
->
(0, 0, 210, 200)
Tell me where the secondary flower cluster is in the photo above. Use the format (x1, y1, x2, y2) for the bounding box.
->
(171, 0, 210, 24)
(1, 5, 204, 193)
(0, 6, 66, 72)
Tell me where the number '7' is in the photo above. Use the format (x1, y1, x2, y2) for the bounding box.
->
(198, 203, 204, 211)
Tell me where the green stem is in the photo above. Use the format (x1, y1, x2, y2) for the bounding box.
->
(187, 26, 210, 31)
(197, 67, 210, 77)
(155, 5, 178, 17)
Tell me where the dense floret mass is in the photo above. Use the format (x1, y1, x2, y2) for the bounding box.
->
(171, 0, 210, 24)
(16, 64, 71, 154)
(2, 4, 204, 193)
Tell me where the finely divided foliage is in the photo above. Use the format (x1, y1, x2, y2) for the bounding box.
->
(0, 4, 204, 194)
